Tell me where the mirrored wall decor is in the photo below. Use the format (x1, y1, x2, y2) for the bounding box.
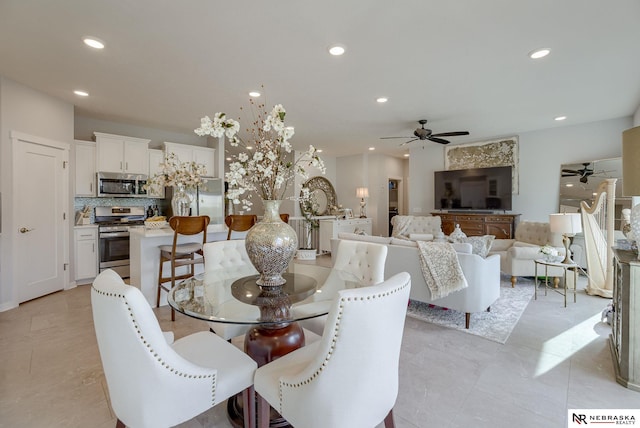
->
(300, 176, 337, 216)
(559, 157, 631, 229)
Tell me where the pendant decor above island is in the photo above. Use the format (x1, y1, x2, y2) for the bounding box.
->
(195, 98, 325, 288)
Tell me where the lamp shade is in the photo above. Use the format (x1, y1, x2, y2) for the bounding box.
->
(356, 187, 369, 198)
(549, 213, 582, 235)
(622, 126, 640, 197)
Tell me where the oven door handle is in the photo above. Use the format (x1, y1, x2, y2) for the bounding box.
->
(99, 231, 130, 238)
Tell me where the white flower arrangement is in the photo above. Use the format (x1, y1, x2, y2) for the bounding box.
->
(195, 100, 325, 210)
(145, 152, 207, 191)
(539, 245, 558, 256)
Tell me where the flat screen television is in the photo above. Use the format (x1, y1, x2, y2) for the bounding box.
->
(434, 166, 513, 211)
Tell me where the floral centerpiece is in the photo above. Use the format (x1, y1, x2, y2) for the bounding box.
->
(539, 244, 560, 262)
(194, 100, 325, 287)
(195, 102, 325, 210)
(299, 186, 321, 250)
(145, 152, 208, 216)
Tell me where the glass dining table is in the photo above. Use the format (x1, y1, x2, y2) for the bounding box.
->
(167, 262, 364, 427)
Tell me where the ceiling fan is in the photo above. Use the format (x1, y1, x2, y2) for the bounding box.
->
(562, 163, 594, 183)
(381, 119, 470, 146)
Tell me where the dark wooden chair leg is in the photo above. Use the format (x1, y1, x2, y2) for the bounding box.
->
(257, 393, 271, 428)
(242, 385, 256, 428)
(384, 409, 396, 428)
(465, 313, 471, 329)
(115, 418, 126, 428)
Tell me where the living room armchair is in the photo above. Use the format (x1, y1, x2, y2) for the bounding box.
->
(489, 221, 566, 287)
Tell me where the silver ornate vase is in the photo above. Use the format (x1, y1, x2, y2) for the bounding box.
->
(171, 183, 192, 216)
(245, 200, 298, 287)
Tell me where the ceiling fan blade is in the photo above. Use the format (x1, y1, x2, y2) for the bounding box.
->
(380, 136, 413, 140)
(561, 173, 577, 177)
(562, 169, 580, 174)
(430, 131, 469, 137)
(399, 138, 419, 146)
(428, 137, 451, 145)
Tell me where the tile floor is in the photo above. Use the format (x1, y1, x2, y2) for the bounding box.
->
(1, 258, 638, 428)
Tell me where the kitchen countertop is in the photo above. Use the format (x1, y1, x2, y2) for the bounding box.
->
(74, 224, 98, 229)
(129, 223, 228, 238)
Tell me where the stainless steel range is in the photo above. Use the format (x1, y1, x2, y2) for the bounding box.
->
(95, 206, 146, 278)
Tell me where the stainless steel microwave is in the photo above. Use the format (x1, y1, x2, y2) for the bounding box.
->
(97, 172, 148, 197)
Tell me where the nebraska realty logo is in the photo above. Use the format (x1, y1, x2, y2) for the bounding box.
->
(569, 409, 638, 426)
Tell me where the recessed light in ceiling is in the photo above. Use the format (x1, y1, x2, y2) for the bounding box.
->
(316, 149, 323, 153)
(529, 48, 550, 59)
(74, 90, 89, 97)
(554, 116, 567, 121)
(226, 157, 232, 161)
(369, 147, 375, 151)
(376, 97, 388, 103)
(328, 45, 345, 56)
(566, 183, 574, 187)
(249, 91, 261, 97)
(83, 37, 105, 49)
(246, 146, 253, 150)
(403, 153, 410, 157)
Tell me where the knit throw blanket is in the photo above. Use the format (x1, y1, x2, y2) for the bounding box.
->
(416, 241, 468, 300)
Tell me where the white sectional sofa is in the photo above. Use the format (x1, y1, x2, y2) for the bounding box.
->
(331, 233, 501, 328)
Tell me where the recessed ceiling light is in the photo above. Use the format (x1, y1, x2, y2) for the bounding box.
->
(376, 97, 388, 103)
(566, 183, 574, 187)
(249, 91, 261, 97)
(246, 146, 253, 150)
(83, 37, 105, 49)
(328, 45, 345, 56)
(369, 147, 375, 151)
(316, 149, 323, 153)
(554, 116, 567, 121)
(403, 153, 410, 157)
(226, 157, 232, 161)
(529, 48, 550, 59)
(74, 90, 89, 97)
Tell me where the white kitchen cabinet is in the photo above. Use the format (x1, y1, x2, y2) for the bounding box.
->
(319, 218, 373, 253)
(75, 140, 96, 196)
(75, 226, 98, 284)
(164, 142, 216, 177)
(95, 132, 150, 175)
(147, 149, 165, 198)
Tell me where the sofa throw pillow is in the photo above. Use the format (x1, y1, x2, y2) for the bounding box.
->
(463, 235, 495, 258)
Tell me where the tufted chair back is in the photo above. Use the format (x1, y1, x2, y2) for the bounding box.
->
(203, 239, 257, 272)
(331, 239, 388, 285)
(514, 221, 564, 247)
(202, 240, 258, 341)
(91, 269, 258, 428)
(254, 272, 411, 428)
(297, 240, 388, 336)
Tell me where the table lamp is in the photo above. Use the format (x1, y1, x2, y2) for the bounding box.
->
(356, 187, 369, 218)
(549, 213, 582, 264)
(622, 125, 640, 259)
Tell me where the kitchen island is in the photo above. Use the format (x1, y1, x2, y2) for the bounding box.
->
(129, 224, 244, 307)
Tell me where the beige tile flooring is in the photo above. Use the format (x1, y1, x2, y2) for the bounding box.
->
(1, 258, 639, 428)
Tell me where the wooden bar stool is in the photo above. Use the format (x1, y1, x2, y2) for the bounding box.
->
(279, 213, 289, 223)
(225, 215, 257, 240)
(157, 215, 210, 321)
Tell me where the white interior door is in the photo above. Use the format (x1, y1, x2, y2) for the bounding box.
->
(13, 132, 69, 303)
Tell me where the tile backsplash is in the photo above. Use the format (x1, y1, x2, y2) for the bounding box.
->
(74, 197, 169, 223)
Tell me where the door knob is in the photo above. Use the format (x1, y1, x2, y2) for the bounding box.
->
(19, 227, 35, 233)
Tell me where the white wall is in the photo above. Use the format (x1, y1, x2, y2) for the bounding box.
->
(408, 116, 632, 223)
(336, 153, 407, 236)
(0, 76, 74, 310)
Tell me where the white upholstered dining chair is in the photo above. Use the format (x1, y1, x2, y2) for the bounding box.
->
(203, 239, 259, 341)
(298, 239, 388, 336)
(254, 272, 411, 428)
(91, 269, 257, 428)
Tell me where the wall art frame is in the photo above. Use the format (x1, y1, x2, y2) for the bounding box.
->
(444, 136, 519, 194)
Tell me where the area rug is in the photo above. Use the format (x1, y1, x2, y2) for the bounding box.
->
(406, 276, 534, 344)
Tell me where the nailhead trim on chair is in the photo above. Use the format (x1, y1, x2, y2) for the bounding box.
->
(92, 286, 217, 405)
(277, 279, 410, 412)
